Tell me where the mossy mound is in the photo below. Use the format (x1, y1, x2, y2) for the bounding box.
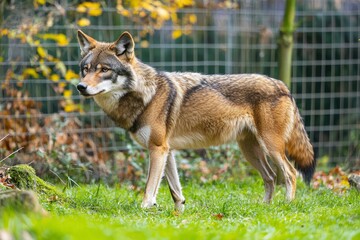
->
(4, 164, 64, 203)
(0, 190, 45, 213)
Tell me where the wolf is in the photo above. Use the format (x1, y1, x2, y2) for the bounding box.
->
(76, 30, 315, 211)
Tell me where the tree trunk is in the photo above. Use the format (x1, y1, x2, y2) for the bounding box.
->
(278, 0, 296, 89)
(0, 0, 5, 26)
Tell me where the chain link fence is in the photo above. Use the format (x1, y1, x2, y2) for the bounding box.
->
(0, 0, 359, 169)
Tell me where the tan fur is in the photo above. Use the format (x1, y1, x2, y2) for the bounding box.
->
(77, 30, 315, 211)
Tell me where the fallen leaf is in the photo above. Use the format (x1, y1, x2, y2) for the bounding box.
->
(213, 213, 224, 220)
(48, 195, 59, 202)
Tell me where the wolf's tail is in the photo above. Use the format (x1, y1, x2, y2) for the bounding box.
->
(286, 98, 316, 185)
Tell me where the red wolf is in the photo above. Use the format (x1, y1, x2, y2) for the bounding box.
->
(77, 30, 315, 211)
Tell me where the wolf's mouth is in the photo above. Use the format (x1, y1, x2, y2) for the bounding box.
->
(79, 89, 105, 97)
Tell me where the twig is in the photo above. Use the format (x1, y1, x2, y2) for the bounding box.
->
(0, 134, 9, 143)
(0, 147, 24, 163)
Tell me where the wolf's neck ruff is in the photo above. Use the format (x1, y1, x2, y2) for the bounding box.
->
(94, 91, 145, 130)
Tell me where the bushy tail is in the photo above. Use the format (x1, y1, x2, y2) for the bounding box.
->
(286, 99, 316, 185)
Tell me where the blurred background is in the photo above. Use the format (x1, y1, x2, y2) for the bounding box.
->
(0, 0, 359, 185)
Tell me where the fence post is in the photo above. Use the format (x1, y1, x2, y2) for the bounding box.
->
(278, 0, 296, 88)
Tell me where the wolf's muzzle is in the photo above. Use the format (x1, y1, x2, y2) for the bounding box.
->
(77, 82, 88, 93)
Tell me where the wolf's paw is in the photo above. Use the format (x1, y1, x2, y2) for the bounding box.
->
(141, 200, 157, 209)
(174, 201, 185, 213)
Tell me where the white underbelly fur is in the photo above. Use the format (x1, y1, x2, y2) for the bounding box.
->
(129, 116, 259, 150)
(169, 116, 256, 149)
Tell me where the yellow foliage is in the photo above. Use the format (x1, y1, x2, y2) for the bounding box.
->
(156, 7, 170, 21)
(76, 5, 87, 13)
(174, 0, 194, 7)
(88, 8, 102, 16)
(37, 47, 47, 58)
(140, 40, 149, 48)
(38, 33, 69, 46)
(172, 30, 182, 39)
(128, 0, 141, 8)
(77, 18, 91, 27)
(117, 0, 198, 37)
(81, 2, 101, 9)
(77, 2, 102, 16)
(64, 103, 79, 112)
(65, 70, 79, 81)
(39, 63, 51, 77)
(121, 9, 131, 17)
(54, 34, 69, 46)
(50, 74, 60, 82)
(0, 28, 9, 36)
(22, 68, 39, 79)
(63, 90, 72, 99)
(139, 10, 147, 18)
(189, 14, 197, 24)
(59, 82, 66, 89)
(36, 0, 46, 5)
(55, 62, 67, 77)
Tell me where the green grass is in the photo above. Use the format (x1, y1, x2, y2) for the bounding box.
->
(1, 178, 359, 240)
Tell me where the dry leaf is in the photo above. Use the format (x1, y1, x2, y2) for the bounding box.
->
(212, 213, 224, 220)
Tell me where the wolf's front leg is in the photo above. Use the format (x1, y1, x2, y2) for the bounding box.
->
(141, 144, 169, 209)
(165, 151, 186, 212)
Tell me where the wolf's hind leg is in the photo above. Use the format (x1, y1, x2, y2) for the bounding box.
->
(238, 133, 276, 203)
(269, 151, 297, 201)
(165, 151, 186, 212)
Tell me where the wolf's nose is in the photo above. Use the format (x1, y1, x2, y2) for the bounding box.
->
(77, 83, 88, 92)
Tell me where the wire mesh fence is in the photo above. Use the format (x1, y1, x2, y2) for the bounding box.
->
(0, 0, 359, 170)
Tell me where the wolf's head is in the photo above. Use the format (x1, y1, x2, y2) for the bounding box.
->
(76, 30, 136, 97)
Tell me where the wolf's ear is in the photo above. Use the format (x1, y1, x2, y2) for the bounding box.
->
(77, 30, 97, 56)
(112, 31, 135, 60)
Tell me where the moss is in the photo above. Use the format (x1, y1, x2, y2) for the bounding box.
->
(0, 184, 7, 191)
(7, 165, 36, 189)
(6, 164, 65, 203)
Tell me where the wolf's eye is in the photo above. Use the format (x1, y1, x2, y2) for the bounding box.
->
(83, 67, 89, 75)
(101, 68, 109, 73)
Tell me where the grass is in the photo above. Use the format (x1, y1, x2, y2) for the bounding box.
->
(1, 177, 359, 240)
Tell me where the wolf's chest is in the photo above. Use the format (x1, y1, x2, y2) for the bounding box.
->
(130, 125, 152, 148)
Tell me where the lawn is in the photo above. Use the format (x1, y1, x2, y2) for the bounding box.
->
(1, 178, 359, 240)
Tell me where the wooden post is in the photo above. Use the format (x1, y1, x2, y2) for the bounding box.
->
(278, 0, 296, 89)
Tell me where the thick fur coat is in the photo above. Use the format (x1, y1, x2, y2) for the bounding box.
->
(77, 30, 315, 211)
